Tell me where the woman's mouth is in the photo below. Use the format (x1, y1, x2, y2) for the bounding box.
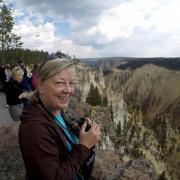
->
(58, 96, 70, 101)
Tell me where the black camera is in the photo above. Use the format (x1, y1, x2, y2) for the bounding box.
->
(77, 117, 91, 131)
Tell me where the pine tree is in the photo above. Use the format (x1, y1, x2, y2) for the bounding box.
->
(0, 2, 22, 62)
(158, 171, 167, 180)
(110, 102, 114, 121)
(102, 96, 108, 107)
(86, 83, 102, 106)
(55, 50, 67, 58)
(94, 86, 102, 106)
(86, 83, 94, 105)
(116, 121, 121, 136)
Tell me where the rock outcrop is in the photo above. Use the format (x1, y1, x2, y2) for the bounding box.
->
(0, 122, 25, 180)
(75, 63, 180, 180)
(0, 122, 156, 180)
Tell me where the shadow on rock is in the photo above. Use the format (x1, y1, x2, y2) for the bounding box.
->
(0, 122, 25, 180)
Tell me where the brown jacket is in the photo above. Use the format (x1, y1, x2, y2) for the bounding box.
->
(18, 104, 92, 180)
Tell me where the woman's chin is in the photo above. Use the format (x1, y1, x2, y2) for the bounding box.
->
(58, 103, 69, 109)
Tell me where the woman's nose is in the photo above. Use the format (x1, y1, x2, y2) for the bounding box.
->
(64, 82, 72, 92)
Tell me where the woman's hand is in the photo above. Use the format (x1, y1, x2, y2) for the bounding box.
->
(78, 120, 101, 149)
(19, 91, 28, 99)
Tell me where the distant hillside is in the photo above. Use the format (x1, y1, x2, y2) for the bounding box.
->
(81, 57, 180, 71)
(104, 63, 180, 130)
(104, 63, 180, 179)
(117, 58, 180, 71)
(81, 57, 128, 68)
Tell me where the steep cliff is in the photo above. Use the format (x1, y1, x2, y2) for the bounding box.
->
(0, 62, 179, 180)
(102, 64, 180, 180)
(75, 63, 105, 102)
(75, 63, 180, 180)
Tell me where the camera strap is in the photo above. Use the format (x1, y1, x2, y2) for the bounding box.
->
(38, 97, 54, 118)
(55, 118, 75, 147)
(38, 97, 75, 147)
(38, 98, 85, 180)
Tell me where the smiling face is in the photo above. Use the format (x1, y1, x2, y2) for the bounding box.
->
(38, 66, 75, 115)
(11, 66, 24, 83)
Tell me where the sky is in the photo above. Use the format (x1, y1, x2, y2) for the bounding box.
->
(7, 0, 180, 58)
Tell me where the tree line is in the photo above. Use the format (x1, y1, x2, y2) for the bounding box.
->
(0, 1, 72, 65)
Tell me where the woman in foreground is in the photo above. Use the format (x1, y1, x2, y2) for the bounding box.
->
(18, 58, 100, 180)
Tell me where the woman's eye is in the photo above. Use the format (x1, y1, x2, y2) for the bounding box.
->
(56, 81, 65, 85)
(70, 82, 75, 86)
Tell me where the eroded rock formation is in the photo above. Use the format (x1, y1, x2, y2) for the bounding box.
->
(1, 62, 179, 180)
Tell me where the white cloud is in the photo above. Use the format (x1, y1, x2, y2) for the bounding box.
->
(54, 40, 94, 58)
(66, 0, 158, 45)
(11, 0, 180, 57)
(13, 16, 94, 57)
(97, 2, 150, 41)
(149, 0, 180, 33)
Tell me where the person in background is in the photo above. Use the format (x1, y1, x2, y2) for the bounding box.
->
(30, 63, 39, 90)
(19, 58, 101, 180)
(5, 66, 28, 121)
(0, 65, 6, 92)
(18, 60, 28, 79)
(4, 64, 12, 107)
(18, 60, 31, 109)
(4, 64, 11, 82)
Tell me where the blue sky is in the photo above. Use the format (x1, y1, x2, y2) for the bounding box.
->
(7, 0, 180, 58)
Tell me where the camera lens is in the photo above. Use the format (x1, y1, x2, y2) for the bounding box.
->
(77, 117, 91, 131)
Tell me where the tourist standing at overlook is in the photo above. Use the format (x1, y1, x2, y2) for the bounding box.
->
(18, 60, 31, 109)
(4, 64, 11, 82)
(18, 58, 101, 180)
(30, 63, 39, 90)
(18, 60, 28, 79)
(0, 65, 6, 92)
(5, 66, 28, 121)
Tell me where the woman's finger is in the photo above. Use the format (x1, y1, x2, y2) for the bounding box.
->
(80, 121, 87, 133)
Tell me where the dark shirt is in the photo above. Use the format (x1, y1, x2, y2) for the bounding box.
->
(5, 78, 23, 106)
(18, 104, 92, 180)
(18, 64, 28, 78)
(0, 66, 6, 82)
(0, 66, 6, 92)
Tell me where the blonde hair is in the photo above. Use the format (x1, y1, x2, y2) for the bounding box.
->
(29, 58, 74, 104)
(11, 66, 24, 79)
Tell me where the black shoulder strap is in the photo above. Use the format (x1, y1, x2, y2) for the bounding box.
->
(55, 119, 74, 146)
